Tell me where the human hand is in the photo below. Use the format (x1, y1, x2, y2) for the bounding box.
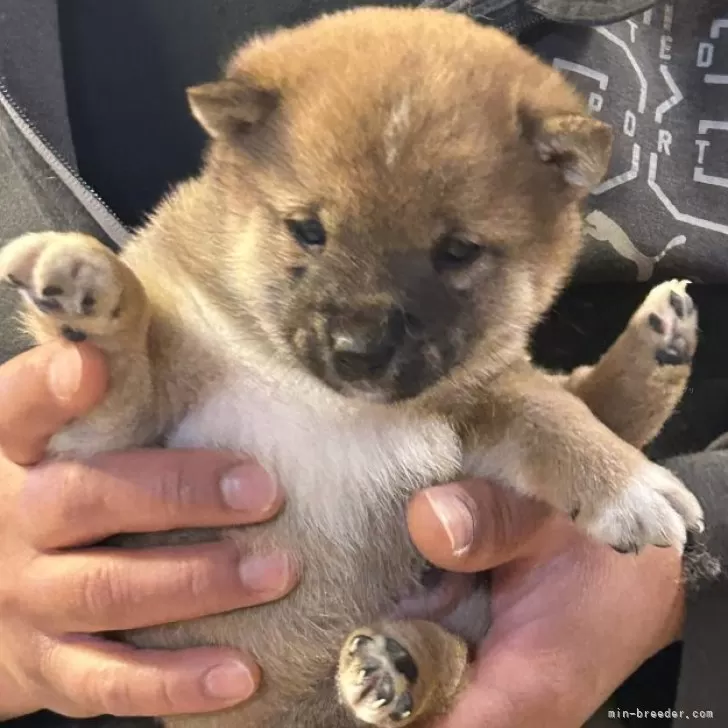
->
(0, 341, 296, 719)
(408, 480, 684, 727)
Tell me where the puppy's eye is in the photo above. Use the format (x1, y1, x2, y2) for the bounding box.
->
(286, 217, 327, 249)
(432, 235, 482, 273)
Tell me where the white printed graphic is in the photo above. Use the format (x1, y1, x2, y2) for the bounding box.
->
(654, 65, 682, 123)
(701, 18, 728, 84)
(595, 26, 648, 113)
(695, 120, 728, 189)
(593, 143, 641, 194)
(649, 153, 728, 236)
(553, 4, 728, 279)
(552, 59, 609, 89)
(584, 211, 686, 282)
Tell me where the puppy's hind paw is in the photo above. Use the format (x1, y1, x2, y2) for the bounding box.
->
(338, 630, 419, 727)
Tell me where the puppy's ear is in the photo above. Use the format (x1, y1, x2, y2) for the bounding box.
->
(186, 79, 278, 139)
(521, 111, 613, 195)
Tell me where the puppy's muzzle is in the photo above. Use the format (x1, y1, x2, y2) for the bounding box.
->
(327, 304, 405, 381)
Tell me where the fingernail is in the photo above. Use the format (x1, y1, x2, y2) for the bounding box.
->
(425, 490, 475, 557)
(239, 552, 294, 594)
(203, 659, 255, 701)
(220, 463, 279, 513)
(48, 345, 83, 402)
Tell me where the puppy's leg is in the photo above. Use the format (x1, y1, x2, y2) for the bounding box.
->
(424, 366, 704, 554)
(553, 280, 697, 449)
(338, 620, 468, 727)
(0, 232, 161, 455)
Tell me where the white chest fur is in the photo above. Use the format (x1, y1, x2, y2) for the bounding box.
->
(167, 364, 462, 547)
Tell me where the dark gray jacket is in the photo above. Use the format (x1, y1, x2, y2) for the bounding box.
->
(2, 2, 727, 726)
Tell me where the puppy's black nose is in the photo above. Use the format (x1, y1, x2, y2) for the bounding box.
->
(329, 306, 405, 381)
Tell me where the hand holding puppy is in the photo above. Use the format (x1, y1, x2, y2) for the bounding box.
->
(0, 342, 295, 719)
(0, 342, 684, 725)
(408, 482, 685, 728)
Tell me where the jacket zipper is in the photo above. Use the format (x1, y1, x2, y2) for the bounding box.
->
(0, 77, 130, 250)
(499, 8, 543, 35)
(420, 0, 547, 36)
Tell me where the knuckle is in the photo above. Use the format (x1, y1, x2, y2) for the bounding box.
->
(155, 673, 182, 716)
(74, 561, 126, 629)
(33, 637, 60, 691)
(25, 556, 125, 631)
(57, 460, 97, 511)
(34, 638, 97, 717)
(86, 665, 137, 716)
(174, 542, 238, 603)
(5, 631, 45, 699)
(91, 661, 177, 717)
(156, 457, 198, 510)
(23, 461, 95, 548)
(18, 558, 65, 622)
(36, 638, 133, 717)
(183, 559, 215, 602)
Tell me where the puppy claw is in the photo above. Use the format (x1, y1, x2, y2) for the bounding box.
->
(391, 694, 413, 721)
(350, 635, 372, 654)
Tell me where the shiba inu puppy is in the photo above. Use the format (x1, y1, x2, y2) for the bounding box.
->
(0, 7, 702, 728)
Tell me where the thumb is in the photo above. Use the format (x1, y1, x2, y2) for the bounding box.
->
(0, 341, 108, 465)
(407, 480, 552, 572)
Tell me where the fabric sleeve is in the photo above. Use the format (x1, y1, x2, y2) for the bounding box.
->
(662, 451, 728, 725)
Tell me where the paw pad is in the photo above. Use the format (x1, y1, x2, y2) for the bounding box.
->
(0, 232, 126, 340)
(638, 279, 697, 366)
(339, 631, 419, 726)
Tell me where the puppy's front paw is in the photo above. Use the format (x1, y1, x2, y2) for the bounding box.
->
(579, 463, 704, 554)
(633, 279, 697, 366)
(0, 232, 128, 341)
(338, 630, 418, 727)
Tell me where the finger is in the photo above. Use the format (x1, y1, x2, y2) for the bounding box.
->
(20, 449, 282, 549)
(24, 542, 298, 633)
(39, 636, 260, 718)
(407, 480, 552, 572)
(0, 342, 108, 465)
